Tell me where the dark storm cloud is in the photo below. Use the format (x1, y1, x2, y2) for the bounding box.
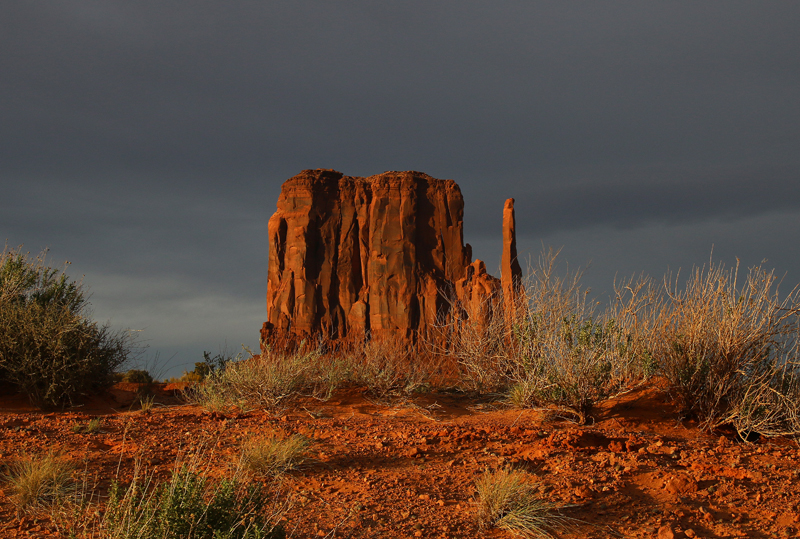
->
(4, 2, 799, 182)
(467, 163, 800, 237)
(2, 1, 799, 374)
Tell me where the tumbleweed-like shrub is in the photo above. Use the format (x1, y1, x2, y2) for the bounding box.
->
(652, 260, 800, 436)
(433, 248, 657, 420)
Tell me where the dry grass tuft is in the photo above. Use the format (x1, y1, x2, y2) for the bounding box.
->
(239, 433, 312, 478)
(138, 394, 155, 414)
(475, 467, 573, 538)
(4, 451, 75, 512)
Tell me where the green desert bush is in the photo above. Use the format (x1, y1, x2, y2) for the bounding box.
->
(652, 260, 800, 436)
(119, 369, 154, 384)
(53, 452, 288, 539)
(4, 451, 76, 512)
(475, 467, 573, 538)
(195, 350, 234, 380)
(102, 465, 285, 539)
(171, 351, 235, 384)
(0, 247, 133, 407)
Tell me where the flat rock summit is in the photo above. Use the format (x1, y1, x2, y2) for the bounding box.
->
(261, 169, 521, 347)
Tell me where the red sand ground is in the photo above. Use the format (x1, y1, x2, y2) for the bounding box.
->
(1, 382, 798, 538)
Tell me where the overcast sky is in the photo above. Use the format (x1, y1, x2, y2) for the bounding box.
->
(2, 2, 799, 377)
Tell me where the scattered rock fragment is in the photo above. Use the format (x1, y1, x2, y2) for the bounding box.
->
(657, 524, 676, 539)
(574, 485, 592, 498)
(665, 474, 699, 495)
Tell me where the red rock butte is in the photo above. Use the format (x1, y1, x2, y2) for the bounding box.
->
(261, 169, 521, 348)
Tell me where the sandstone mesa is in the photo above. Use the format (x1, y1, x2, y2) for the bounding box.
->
(261, 169, 521, 347)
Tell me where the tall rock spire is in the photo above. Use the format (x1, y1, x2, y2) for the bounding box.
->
(501, 198, 523, 320)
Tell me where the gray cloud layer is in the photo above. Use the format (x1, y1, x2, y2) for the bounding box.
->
(2, 2, 799, 375)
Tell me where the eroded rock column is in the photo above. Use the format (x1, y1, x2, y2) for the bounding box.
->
(501, 198, 523, 324)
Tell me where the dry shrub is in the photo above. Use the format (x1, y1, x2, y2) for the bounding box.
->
(653, 260, 800, 436)
(431, 292, 508, 393)
(348, 338, 435, 398)
(186, 336, 449, 413)
(505, 251, 616, 417)
(186, 348, 314, 412)
(436, 248, 655, 419)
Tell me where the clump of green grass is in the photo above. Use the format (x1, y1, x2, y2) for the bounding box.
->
(71, 418, 102, 434)
(51, 452, 289, 539)
(475, 468, 573, 538)
(4, 451, 76, 512)
(506, 380, 535, 409)
(138, 394, 155, 414)
(85, 418, 102, 433)
(239, 434, 312, 478)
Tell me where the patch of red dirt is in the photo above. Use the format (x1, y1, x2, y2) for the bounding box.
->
(1, 382, 799, 538)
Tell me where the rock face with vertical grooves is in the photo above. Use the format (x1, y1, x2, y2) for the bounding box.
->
(261, 169, 517, 347)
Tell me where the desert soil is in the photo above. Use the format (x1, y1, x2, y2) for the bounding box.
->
(1, 382, 798, 539)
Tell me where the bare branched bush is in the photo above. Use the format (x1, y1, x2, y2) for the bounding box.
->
(609, 274, 662, 381)
(430, 292, 508, 393)
(652, 260, 800, 436)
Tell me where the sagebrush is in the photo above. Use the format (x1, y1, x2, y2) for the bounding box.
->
(0, 247, 133, 407)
